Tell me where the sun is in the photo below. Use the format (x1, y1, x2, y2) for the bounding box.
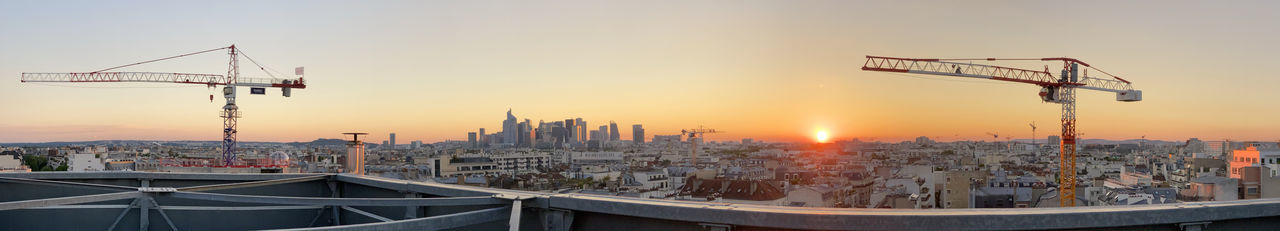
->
(815, 130, 830, 143)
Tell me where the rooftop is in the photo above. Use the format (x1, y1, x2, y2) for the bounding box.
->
(3, 172, 1280, 230)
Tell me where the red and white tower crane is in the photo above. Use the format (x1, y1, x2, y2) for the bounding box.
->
(681, 127, 720, 168)
(19, 45, 305, 166)
(860, 56, 1141, 207)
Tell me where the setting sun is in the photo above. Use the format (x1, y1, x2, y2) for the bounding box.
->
(815, 130, 829, 143)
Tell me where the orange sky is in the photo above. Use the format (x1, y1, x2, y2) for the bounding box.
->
(2, 1, 1278, 143)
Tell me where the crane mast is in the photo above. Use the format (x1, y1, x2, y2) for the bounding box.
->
(223, 46, 241, 166)
(681, 127, 720, 168)
(20, 45, 305, 166)
(861, 56, 1141, 207)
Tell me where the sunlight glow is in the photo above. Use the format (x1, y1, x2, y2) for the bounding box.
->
(815, 130, 829, 143)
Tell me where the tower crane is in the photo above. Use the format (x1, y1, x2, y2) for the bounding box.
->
(20, 45, 305, 166)
(861, 56, 1142, 207)
(1030, 122, 1037, 145)
(681, 127, 720, 168)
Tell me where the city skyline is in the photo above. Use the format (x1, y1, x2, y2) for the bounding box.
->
(3, 1, 1280, 143)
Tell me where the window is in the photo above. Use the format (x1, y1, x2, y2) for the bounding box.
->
(1248, 187, 1259, 194)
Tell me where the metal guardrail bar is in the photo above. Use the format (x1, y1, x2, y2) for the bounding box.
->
(0, 191, 141, 211)
(0, 176, 139, 191)
(0, 172, 326, 181)
(166, 191, 508, 207)
(177, 175, 328, 192)
(267, 206, 512, 231)
(340, 206, 393, 222)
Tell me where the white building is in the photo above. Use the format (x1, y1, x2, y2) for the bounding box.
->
(571, 152, 625, 164)
(69, 153, 105, 172)
(626, 169, 671, 191)
(0, 155, 30, 172)
(487, 152, 550, 173)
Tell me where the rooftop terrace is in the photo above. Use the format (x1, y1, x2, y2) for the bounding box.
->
(1, 172, 1278, 230)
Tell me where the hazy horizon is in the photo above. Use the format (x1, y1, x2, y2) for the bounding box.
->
(3, 0, 1279, 143)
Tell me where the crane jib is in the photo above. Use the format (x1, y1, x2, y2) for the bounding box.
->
(17, 45, 304, 167)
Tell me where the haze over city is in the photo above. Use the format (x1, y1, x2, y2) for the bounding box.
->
(3, 0, 1278, 143)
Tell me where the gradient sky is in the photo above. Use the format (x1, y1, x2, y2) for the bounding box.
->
(2, 0, 1278, 143)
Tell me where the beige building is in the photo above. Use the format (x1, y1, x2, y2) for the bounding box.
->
(1239, 166, 1280, 199)
(941, 170, 989, 208)
(786, 185, 852, 207)
(0, 154, 30, 172)
(1180, 176, 1239, 201)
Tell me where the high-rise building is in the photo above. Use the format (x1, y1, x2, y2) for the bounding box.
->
(468, 132, 477, 148)
(590, 130, 604, 142)
(565, 119, 577, 143)
(597, 125, 609, 141)
(609, 121, 620, 141)
(1048, 136, 1061, 146)
(632, 124, 645, 144)
(503, 109, 518, 145)
(576, 118, 587, 143)
(389, 133, 396, 150)
(478, 128, 486, 147)
(518, 119, 533, 148)
(551, 123, 567, 146)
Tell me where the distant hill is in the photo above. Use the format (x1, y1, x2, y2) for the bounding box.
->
(288, 138, 347, 146)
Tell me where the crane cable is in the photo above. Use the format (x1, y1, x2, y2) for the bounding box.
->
(92, 46, 230, 73)
(930, 57, 1129, 84)
(236, 49, 288, 81)
(85, 45, 291, 82)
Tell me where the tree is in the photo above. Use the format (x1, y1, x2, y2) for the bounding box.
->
(39, 165, 53, 171)
(22, 156, 49, 171)
(55, 164, 68, 171)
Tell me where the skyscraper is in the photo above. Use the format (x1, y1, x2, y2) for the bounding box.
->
(590, 130, 603, 142)
(598, 125, 608, 141)
(389, 133, 396, 150)
(503, 109, 518, 145)
(478, 128, 486, 147)
(467, 132, 477, 148)
(564, 119, 576, 143)
(609, 121, 620, 141)
(632, 124, 645, 144)
(576, 118, 587, 143)
(519, 119, 533, 148)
